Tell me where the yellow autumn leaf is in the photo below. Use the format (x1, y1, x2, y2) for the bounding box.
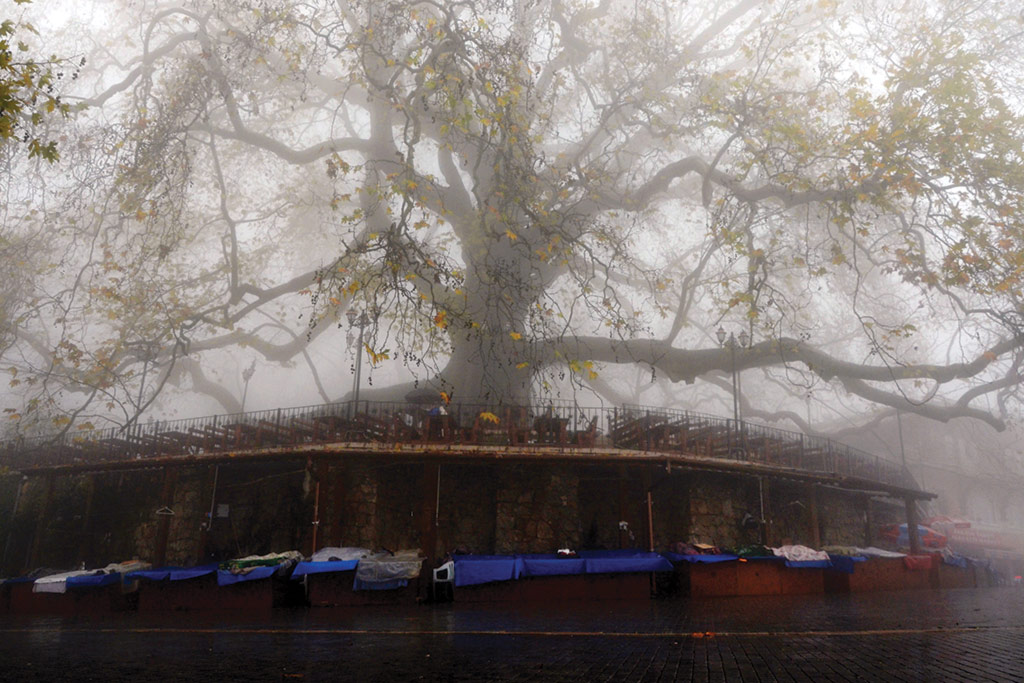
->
(509, 332, 522, 340)
(478, 411, 500, 424)
(516, 362, 529, 369)
(364, 344, 390, 365)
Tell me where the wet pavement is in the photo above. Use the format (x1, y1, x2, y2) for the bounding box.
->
(2, 587, 1023, 681)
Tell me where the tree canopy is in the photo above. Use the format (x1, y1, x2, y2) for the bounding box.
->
(0, 0, 74, 161)
(3, 0, 1024, 439)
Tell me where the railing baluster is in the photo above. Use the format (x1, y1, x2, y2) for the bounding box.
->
(0, 399, 917, 493)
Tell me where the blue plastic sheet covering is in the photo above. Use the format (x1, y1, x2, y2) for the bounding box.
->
(66, 573, 121, 588)
(352, 577, 407, 591)
(783, 559, 833, 569)
(943, 552, 969, 568)
(125, 568, 175, 582)
(453, 551, 677, 586)
(291, 560, 360, 579)
(826, 555, 867, 575)
(519, 554, 587, 577)
(452, 555, 524, 587)
(662, 552, 739, 564)
(579, 550, 674, 574)
(1, 577, 36, 585)
(216, 565, 279, 586)
(170, 565, 218, 581)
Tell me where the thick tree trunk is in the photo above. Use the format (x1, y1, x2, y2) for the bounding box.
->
(436, 334, 532, 406)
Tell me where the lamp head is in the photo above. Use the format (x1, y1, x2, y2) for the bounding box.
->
(346, 308, 358, 326)
(738, 329, 750, 348)
(716, 326, 726, 345)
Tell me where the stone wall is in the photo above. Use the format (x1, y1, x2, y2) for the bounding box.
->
(376, 463, 422, 552)
(159, 467, 208, 566)
(437, 464, 496, 555)
(765, 481, 814, 547)
(688, 473, 762, 549)
(651, 472, 690, 550)
(818, 490, 869, 547)
(1, 456, 922, 575)
(578, 465, 639, 550)
(202, 461, 310, 561)
(495, 464, 580, 553)
(335, 461, 379, 550)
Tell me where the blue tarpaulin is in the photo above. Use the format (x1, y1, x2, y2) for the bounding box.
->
(662, 552, 739, 564)
(827, 555, 867, 574)
(170, 565, 218, 581)
(453, 551, 678, 586)
(216, 565, 279, 586)
(784, 559, 832, 569)
(125, 568, 175, 582)
(452, 555, 523, 587)
(519, 554, 586, 577)
(942, 552, 969, 568)
(579, 550, 673, 574)
(66, 573, 121, 588)
(291, 560, 360, 579)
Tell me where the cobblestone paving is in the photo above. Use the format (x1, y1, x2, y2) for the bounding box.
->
(2, 588, 1023, 681)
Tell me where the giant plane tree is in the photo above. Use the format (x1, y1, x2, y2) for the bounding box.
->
(3, 0, 1024, 438)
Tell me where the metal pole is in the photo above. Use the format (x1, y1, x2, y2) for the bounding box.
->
(896, 408, 908, 472)
(311, 478, 321, 553)
(205, 464, 220, 532)
(759, 477, 768, 546)
(730, 337, 739, 424)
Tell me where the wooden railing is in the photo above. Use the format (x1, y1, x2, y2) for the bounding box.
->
(0, 399, 917, 490)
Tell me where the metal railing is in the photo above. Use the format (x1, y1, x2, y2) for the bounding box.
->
(0, 399, 917, 490)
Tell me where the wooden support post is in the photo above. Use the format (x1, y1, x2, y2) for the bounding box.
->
(807, 484, 821, 549)
(419, 463, 440, 563)
(905, 496, 921, 555)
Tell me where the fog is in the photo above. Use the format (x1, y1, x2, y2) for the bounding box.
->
(3, 0, 1024, 526)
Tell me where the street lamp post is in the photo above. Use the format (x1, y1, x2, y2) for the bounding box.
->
(716, 326, 750, 425)
(346, 309, 371, 412)
(718, 325, 762, 541)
